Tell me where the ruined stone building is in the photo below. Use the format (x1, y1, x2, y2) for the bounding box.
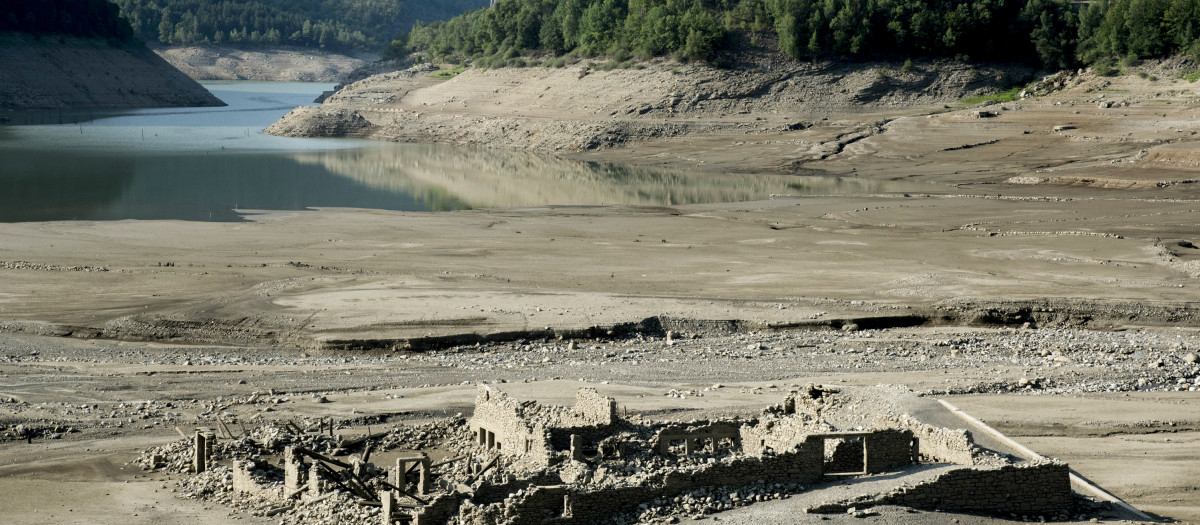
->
(224, 384, 1073, 525)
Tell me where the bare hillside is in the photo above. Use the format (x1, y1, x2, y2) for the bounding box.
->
(155, 45, 374, 82)
(0, 32, 222, 109)
(265, 59, 1032, 155)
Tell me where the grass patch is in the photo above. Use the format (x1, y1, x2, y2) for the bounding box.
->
(430, 65, 467, 79)
(1184, 70, 1200, 83)
(960, 87, 1022, 105)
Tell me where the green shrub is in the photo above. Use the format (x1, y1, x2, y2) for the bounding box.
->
(960, 87, 1022, 105)
(1093, 58, 1117, 77)
(430, 65, 467, 79)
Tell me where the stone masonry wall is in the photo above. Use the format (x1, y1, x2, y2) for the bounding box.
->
(549, 425, 616, 453)
(470, 385, 552, 465)
(880, 414, 975, 465)
(503, 485, 572, 525)
(652, 421, 743, 456)
(484, 436, 828, 524)
(881, 462, 1071, 515)
(572, 388, 617, 426)
(413, 493, 465, 525)
(740, 415, 821, 455)
(864, 429, 917, 473)
(824, 437, 865, 473)
(231, 462, 269, 497)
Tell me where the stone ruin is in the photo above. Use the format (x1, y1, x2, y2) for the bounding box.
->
(140, 384, 1075, 524)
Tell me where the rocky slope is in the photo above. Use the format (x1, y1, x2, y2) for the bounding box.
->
(0, 32, 222, 109)
(265, 58, 1032, 154)
(154, 45, 374, 82)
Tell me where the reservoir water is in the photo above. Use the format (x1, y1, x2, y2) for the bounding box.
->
(0, 82, 931, 222)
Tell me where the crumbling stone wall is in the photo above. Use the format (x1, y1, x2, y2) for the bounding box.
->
(413, 493, 465, 525)
(548, 388, 621, 452)
(469, 385, 552, 466)
(473, 385, 622, 462)
(814, 462, 1073, 515)
(471, 437, 828, 524)
(821, 430, 915, 474)
(651, 421, 743, 456)
(889, 462, 1072, 514)
(864, 429, 918, 473)
(471, 478, 540, 505)
(880, 414, 975, 465)
(824, 437, 865, 473)
(765, 385, 836, 418)
(742, 418, 915, 474)
(549, 425, 616, 453)
(502, 485, 572, 524)
(564, 485, 646, 523)
(681, 438, 825, 488)
(231, 461, 270, 496)
(740, 414, 823, 455)
(572, 388, 617, 425)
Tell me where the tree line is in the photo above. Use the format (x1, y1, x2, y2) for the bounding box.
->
(1, 0, 135, 40)
(110, 0, 487, 52)
(398, 0, 1200, 70)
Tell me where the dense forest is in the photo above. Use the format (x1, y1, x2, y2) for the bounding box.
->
(400, 0, 1200, 70)
(110, 0, 488, 52)
(1, 0, 135, 40)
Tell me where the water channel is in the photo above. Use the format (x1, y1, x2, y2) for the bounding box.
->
(0, 81, 934, 222)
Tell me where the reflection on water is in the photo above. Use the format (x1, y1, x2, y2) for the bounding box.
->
(0, 81, 941, 222)
(293, 143, 933, 210)
(0, 142, 934, 222)
(0, 149, 460, 222)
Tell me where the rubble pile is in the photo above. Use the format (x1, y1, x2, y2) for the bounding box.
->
(135, 421, 355, 473)
(136, 385, 1081, 524)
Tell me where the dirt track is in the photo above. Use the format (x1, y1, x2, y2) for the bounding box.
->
(3, 57, 1200, 523)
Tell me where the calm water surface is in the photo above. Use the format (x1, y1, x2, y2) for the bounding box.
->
(0, 82, 934, 222)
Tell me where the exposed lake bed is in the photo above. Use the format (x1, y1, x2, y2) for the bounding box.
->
(3, 64, 1200, 524)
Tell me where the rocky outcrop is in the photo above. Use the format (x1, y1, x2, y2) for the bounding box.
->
(154, 45, 372, 82)
(0, 32, 222, 109)
(264, 106, 373, 137)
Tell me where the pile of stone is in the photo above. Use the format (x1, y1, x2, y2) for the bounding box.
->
(134, 417, 474, 524)
(635, 480, 808, 522)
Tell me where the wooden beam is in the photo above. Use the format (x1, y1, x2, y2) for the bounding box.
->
(429, 455, 466, 469)
(295, 446, 352, 469)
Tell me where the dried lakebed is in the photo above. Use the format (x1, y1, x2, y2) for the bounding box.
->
(2, 325, 1199, 523)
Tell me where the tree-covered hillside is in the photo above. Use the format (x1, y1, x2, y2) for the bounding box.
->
(400, 0, 1200, 70)
(1, 0, 135, 40)
(111, 0, 488, 52)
